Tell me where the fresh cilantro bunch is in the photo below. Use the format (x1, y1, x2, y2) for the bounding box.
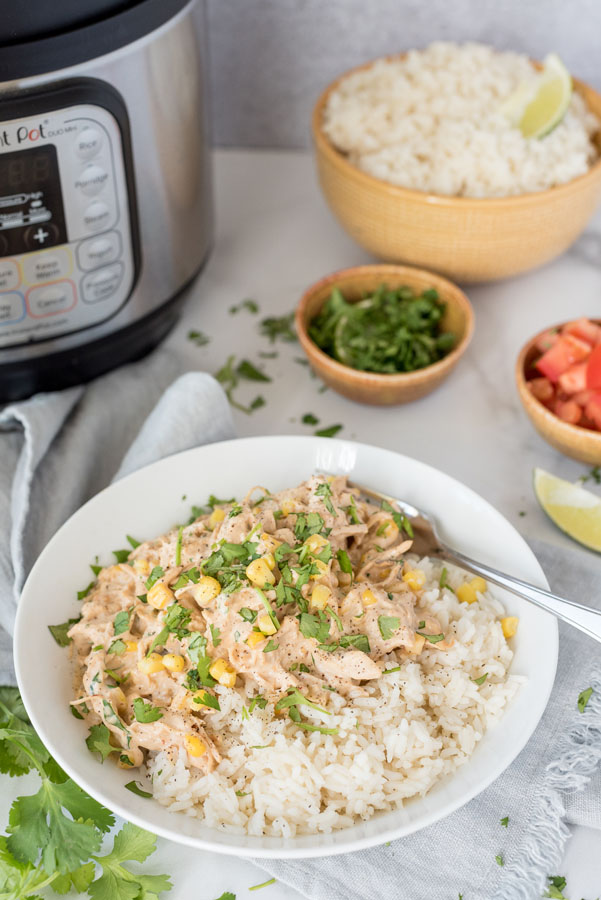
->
(0, 686, 172, 900)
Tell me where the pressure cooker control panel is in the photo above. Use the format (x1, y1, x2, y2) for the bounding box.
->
(0, 103, 135, 348)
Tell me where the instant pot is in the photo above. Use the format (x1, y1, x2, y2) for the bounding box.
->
(0, 0, 213, 401)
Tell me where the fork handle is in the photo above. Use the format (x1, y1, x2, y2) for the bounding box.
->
(440, 545, 601, 643)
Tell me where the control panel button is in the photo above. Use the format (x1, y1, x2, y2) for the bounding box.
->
(83, 201, 111, 233)
(27, 280, 76, 317)
(22, 247, 72, 285)
(0, 260, 20, 290)
(77, 230, 122, 271)
(0, 291, 25, 324)
(75, 128, 103, 160)
(75, 165, 109, 197)
(23, 223, 60, 250)
(81, 262, 123, 303)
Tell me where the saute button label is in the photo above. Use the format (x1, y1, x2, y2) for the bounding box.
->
(77, 231, 122, 270)
(0, 260, 20, 291)
(81, 262, 124, 303)
(75, 165, 109, 197)
(0, 291, 25, 324)
(23, 248, 72, 285)
(27, 281, 76, 317)
(83, 201, 112, 233)
(75, 128, 103, 160)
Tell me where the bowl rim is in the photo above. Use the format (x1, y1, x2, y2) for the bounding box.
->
(515, 319, 601, 444)
(295, 263, 475, 386)
(312, 53, 601, 207)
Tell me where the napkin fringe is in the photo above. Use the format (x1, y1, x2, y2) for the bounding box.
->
(495, 668, 601, 900)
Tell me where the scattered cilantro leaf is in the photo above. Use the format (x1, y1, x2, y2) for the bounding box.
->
(416, 629, 445, 643)
(48, 617, 81, 647)
(263, 640, 279, 653)
(145, 566, 164, 590)
(124, 781, 153, 799)
(187, 329, 210, 347)
(126, 535, 141, 549)
(210, 624, 222, 647)
(86, 724, 118, 763)
(495, 854, 504, 866)
(260, 312, 296, 343)
(112, 549, 130, 564)
(315, 424, 342, 438)
(302, 413, 319, 425)
(113, 609, 131, 636)
(132, 698, 163, 724)
(77, 581, 95, 601)
(544, 875, 568, 899)
(239, 607, 257, 623)
(193, 692, 220, 711)
(471, 673, 488, 686)
(336, 549, 353, 574)
(500, 816, 509, 827)
(439, 567, 454, 592)
(378, 616, 400, 640)
(237, 359, 271, 382)
(339, 633, 370, 653)
(89, 822, 172, 900)
(249, 878, 277, 891)
(578, 687, 593, 713)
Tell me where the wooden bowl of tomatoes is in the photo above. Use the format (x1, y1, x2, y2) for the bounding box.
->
(516, 317, 601, 464)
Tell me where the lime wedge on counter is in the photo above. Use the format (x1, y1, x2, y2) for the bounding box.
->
(501, 53, 572, 139)
(533, 467, 601, 552)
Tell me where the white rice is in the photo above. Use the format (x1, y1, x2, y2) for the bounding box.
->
(146, 557, 523, 836)
(322, 42, 599, 198)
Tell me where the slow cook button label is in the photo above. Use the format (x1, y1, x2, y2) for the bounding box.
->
(76, 231, 122, 271)
(81, 262, 123, 304)
(27, 281, 76, 317)
(0, 291, 25, 324)
(0, 260, 20, 291)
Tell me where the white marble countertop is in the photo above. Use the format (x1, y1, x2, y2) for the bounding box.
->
(3, 148, 601, 898)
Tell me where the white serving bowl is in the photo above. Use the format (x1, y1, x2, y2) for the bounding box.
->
(14, 436, 557, 858)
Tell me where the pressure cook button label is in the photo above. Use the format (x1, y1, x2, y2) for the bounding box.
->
(83, 201, 111, 233)
(0, 291, 25, 324)
(27, 281, 76, 317)
(75, 128, 103, 160)
(0, 261, 19, 291)
(75, 165, 109, 196)
(76, 231, 122, 271)
(81, 262, 123, 303)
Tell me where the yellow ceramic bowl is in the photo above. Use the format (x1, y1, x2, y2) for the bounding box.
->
(516, 323, 601, 464)
(313, 60, 601, 283)
(295, 264, 474, 406)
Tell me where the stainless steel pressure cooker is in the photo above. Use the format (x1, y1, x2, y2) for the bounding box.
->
(0, 0, 213, 401)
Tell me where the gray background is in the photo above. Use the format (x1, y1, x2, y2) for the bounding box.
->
(205, 0, 601, 148)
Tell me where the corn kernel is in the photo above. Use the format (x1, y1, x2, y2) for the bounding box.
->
(246, 630, 265, 649)
(184, 734, 207, 757)
(304, 534, 329, 554)
(260, 533, 281, 552)
(281, 499, 297, 516)
(191, 575, 221, 607)
(110, 687, 127, 712)
(501, 616, 519, 639)
(309, 558, 329, 581)
(209, 657, 237, 687)
(246, 557, 276, 586)
(380, 519, 399, 540)
(410, 633, 427, 654)
(470, 576, 487, 594)
(258, 614, 277, 635)
(133, 558, 151, 576)
(138, 652, 164, 675)
(310, 583, 331, 610)
(263, 552, 276, 570)
(402, 569, 426, 591)
(362, 588, 378, 607)
(208, 507, 226, 529)
(147, 582, 174, 610)
(125, 640, 138, 653)
(162, 653, 185, 672)
(457, 583, 477, 605)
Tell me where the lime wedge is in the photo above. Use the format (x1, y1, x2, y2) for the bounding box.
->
(501, 53, 572, 139)
(533, 467, 601, 552)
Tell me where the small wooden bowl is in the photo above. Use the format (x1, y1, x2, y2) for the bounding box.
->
(295, 264, 474, 406)
(313, 60, 601, 283)
(516, 323, 601, 464)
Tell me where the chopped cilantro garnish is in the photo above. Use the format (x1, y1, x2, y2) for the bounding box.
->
(416, 629, 445, 643)
(230, 298, 259, 315)
(239, 607, 257, 623)
(294, 511, 325, 541)
(348, 494, 360, 524)
(544, 876, 568, 899)
(148, 626, 169, 654)
(188, 329, 210, 346)
(439, 567, 454, 592)
(471, 673, 488, 686)
(381, 499, 413, 538)
(108, 639, 127, 656)
(145, 566, 164, 589)
(339, 633, 370, 653)
(237, 359, 271, 382)
(186, 633, 216, 688)
(326, 606, 343, 631)
(500, 816, 509, 827)
(263, 640, 279, 653)
(193, 691, 220, 711)
(248, 695, 268, 714)
(77, 581, 95, 600)
(126, 535, 141, 549)
(86, 723, 118, 761)
(315, 482, 336, 516)
(296, 723, 339, 735)
(124, 780, 153, 798)
(578, 686, 593, 712)
(256, 588, 279, 631)
(383, 666, 402, 674)
(378, 616, 400, 640)
(113, 608, 132, 635)
(210, 624, 222, 647)
(175, 525, 184, 566)
(132, 698, 163, 723)
(228, 504, 243, 518)
(302, 413, 319, 425)
(299, 612, 330, 644)
(495, 855, 504, 866)
(249, 877, 277, 891)
(260, 312, 296, 344)
(48, 616, 81, 647)
(336, 549, 353, 574)
(315, 424, 342, 438)
(275, 688, 329, 717)
(112, 548, 130, 564)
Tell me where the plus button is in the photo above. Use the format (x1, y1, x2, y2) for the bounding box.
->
(33, 227, 49, 244)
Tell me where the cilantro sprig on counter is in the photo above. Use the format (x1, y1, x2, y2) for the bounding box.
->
(0, 686, 172, 899)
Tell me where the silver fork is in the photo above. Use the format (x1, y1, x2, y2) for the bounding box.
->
(348, 480, 601, 643)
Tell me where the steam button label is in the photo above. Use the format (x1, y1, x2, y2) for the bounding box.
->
(83, 201, 111, 233)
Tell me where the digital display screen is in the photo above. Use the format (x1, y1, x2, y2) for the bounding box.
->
(0, 145, 67, 254)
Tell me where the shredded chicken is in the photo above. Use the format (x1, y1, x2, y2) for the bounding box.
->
(69, 475, 451, 773)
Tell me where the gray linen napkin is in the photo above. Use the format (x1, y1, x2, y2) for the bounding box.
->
(255, 539, 601, 900)
(0, 348, 235, 639)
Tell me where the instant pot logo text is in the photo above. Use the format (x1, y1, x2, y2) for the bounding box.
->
(0, 120, 77, 147)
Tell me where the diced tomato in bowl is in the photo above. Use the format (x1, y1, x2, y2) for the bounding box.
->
(524, 317, 601, 436)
